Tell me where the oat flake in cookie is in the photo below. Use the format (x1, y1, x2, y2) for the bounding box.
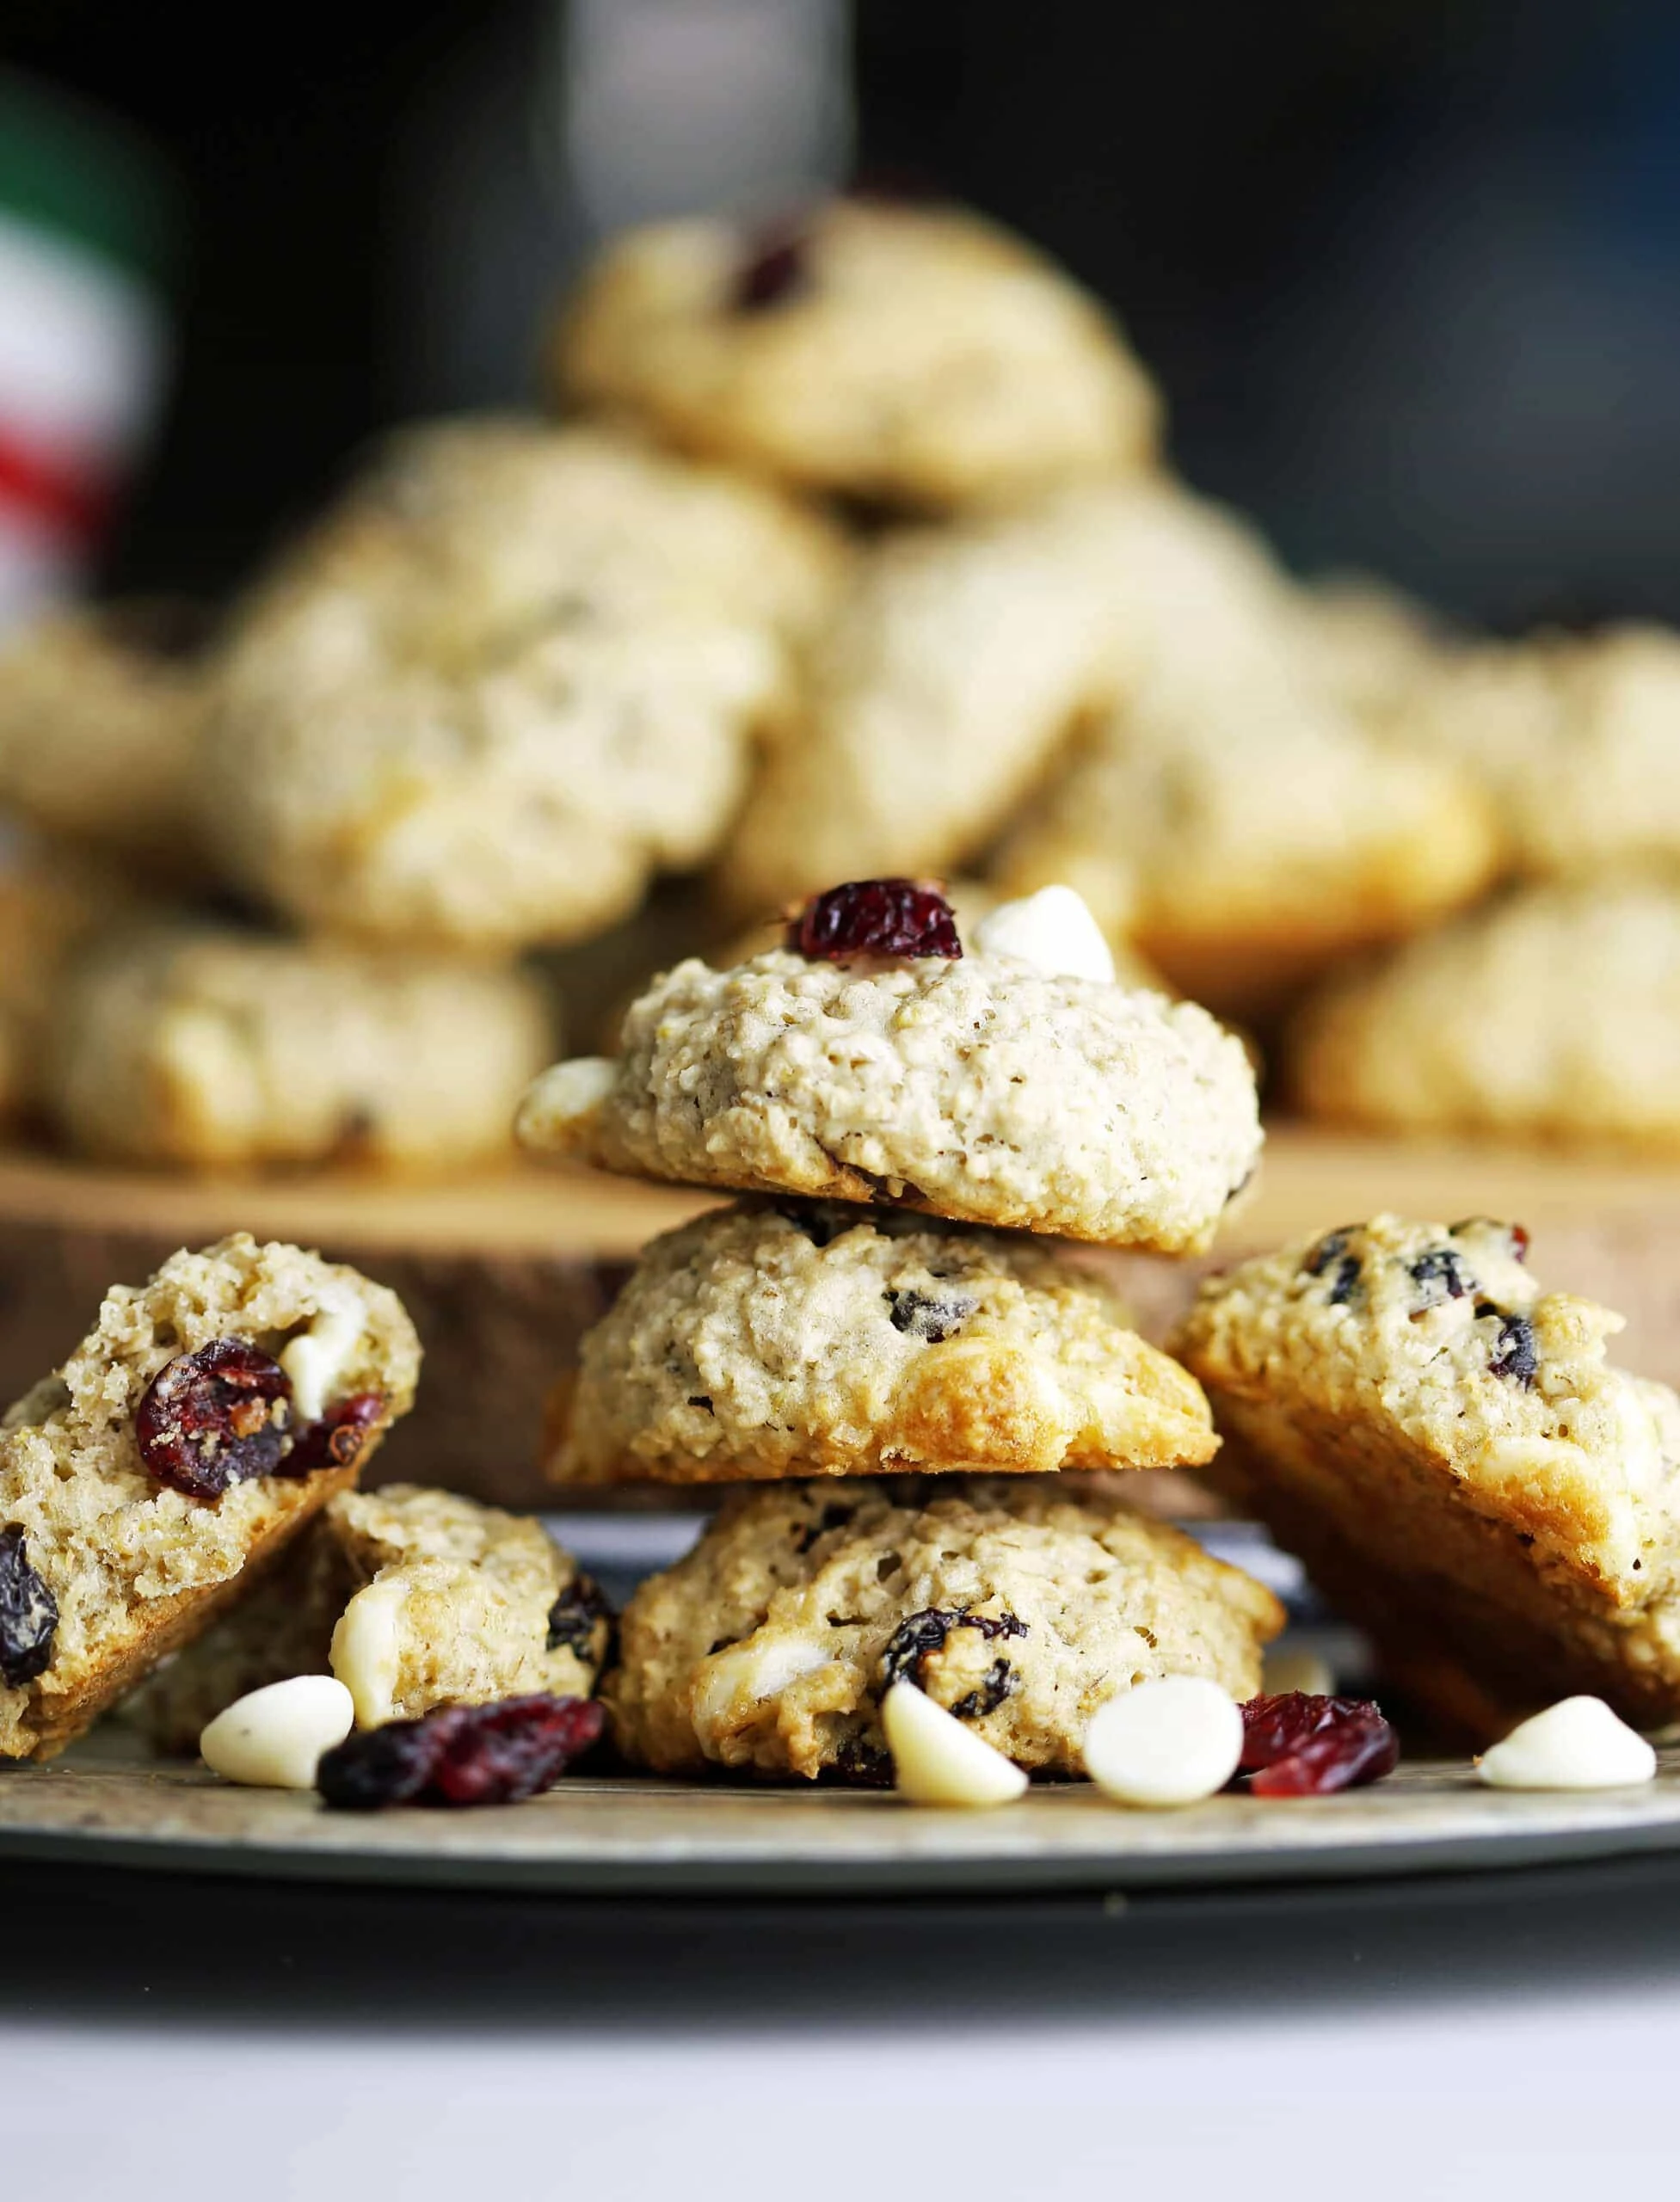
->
(0, 1234, 420, 1761)
(517, 916, 1259, 1253)
(1174, 1215, 1680, 1737)
(606, 1480, 1283, 1781)
(549, 1199, 1218, 1485)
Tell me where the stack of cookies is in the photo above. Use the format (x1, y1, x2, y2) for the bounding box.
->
(515, 877, 1286, 1785)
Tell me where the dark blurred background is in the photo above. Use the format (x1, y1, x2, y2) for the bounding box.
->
(8, 0, 1680, 628)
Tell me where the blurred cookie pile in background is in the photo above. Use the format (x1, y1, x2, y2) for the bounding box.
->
(3, 187, 1679, 1184)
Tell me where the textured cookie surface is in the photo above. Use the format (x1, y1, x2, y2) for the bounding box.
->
(551, 1199, 1217, 1485)
(134, 1483, 608, 1750)
(553, 198, 1159, 509)
(0, 600, 211, 875)
(204, 418, 845, 950)
(1400, 624, 1680, 883)
(49, 919, 556, 1172)
(606, 1479, 1283, 1779)
(1174, 1216, 1680, 1729)
(1289, 880, 1680, 1150)
(518, 948, 1260, 1252)
(0, 1235, 421, 1760)
(1000, 660, 1499, 1018)
(721, 499, 1128, 912)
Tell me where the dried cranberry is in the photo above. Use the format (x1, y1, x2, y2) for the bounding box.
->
(887, 1288, 976, 1343)
(1302, 1228, 1356, 1276)
(773, 1201, 857, 1248)
(0, 1525, 57, 1687)
(1239, 1692, 1399, 1797)
(879, 1607, 1028, 1692)
(787, 879, 963, 963)
(1407, 1247, 1475, 1305)
(545, 1573, 614, 1660)
(1488, 1313, 1540, 1388)
(284, 1391, 385, 1476)
(1301, 1232, 1363, 1305)
(950, 1658, 1015, 1720)
(135, 1340, 292, 1498)
(731, 224, 809, 312)
(316, 1694, 605, 1810)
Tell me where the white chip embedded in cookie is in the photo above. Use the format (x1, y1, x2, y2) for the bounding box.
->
(606, 1479, 1284, 1781)
(518, 911, 1260, 1252)
(132, 1483, 612, 1752)
(0, 1235, 420, 1762)
(551, 197, 1160, 510)
(548, 1199, 1219, 1485)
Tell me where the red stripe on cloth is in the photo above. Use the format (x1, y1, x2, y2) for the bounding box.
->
(0, 427, 113, 545)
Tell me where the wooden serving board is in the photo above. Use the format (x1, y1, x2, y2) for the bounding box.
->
(0, 1128, 1673, 1506)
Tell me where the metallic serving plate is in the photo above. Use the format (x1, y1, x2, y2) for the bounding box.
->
(6, 1744, 1680, 1897)
(4, 1515, 1671, 1899)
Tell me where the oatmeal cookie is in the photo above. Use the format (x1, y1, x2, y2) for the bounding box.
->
(606, 1479, 1283, 1780)
(1400, 624, 1680, 882)
(47, 918, 556, 1172)
(0, 599, 212, 876)
(133, 1483, 609, 1751)
(517, 944, 1260, 1252)
(552, 197, 1159, 510)
(720, 499, 1129, 912)
(1174, 1216, 1680, 1732)
(1289, 573, 1446, 724)
(549, 1199, 1217, 1485)
(203, 417, 846, 950)
(999, 661, 1499, 1018)
(0, 1234, 420, 1760)
(0, 848, 126, 1123)
(1289, 879, 1680, 1151)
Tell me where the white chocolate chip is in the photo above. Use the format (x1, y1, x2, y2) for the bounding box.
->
(1477, 1696, 1658, 1791)
(1083, 1676, 1244, 1807)
(200, 1675, 355, 1790)
(515, 1056, 617, 1150)
(882, 1680, 1028, 1807)
(972, 885, 1116, 986)
(280, 1289, 365, 1424)
(1263, 1645, 1337, 1700)
(692, 1636, 832, 1733)
(329, 1577, 409, 1729)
